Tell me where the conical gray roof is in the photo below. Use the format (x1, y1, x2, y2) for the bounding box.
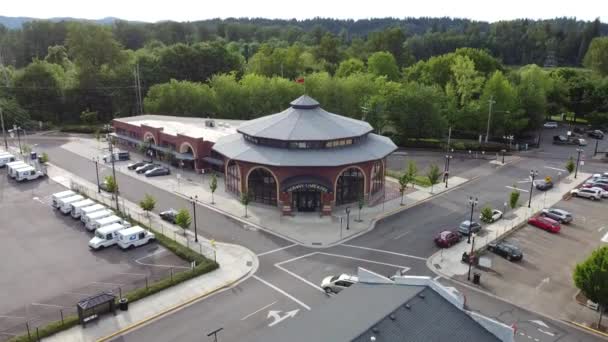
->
(236, 95, 373, 141)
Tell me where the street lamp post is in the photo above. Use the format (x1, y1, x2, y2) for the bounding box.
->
(528, 170, 538, 208)
(444, 154, 452, 188)
(345, 207, 351, 230)
(467, 196, 478, 244)
(575, 148, 583, 179)
(93, 157, 101, 193)
(191, 195, 198, 242)
(467, 233, 477, 281)
(501, 149, 506, 164)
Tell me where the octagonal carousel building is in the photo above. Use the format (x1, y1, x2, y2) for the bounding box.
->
(212, 95, 397, 216)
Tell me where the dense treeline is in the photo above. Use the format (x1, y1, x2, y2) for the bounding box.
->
(0, 18, 607, 143)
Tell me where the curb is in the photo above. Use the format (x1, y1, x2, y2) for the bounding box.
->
(96, 260, 258, 342)
(565, 320, 608, 338)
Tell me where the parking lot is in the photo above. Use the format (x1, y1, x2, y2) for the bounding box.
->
(466, 187, 608, 325)
(0, 171, 189, 340)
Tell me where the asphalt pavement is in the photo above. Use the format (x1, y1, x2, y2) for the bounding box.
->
(22, 137, 605, 342)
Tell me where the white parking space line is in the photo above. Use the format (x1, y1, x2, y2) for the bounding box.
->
(544, 166, 567, 172)
(240, 301, 277, 321)
(601, 232, 608, 243)
(275, 263, 325, 293)
(253, 275, 311, 311)
(318, 252, 411, 272)
(392, 230, 411, 240)
(256, 244, 297, 257)
(341, 244, 427, 261)
(517, 180, 532, 184)
(505, 186, 529, 193)
(135, 248, 167, 262)
(275, 252, 318, 265)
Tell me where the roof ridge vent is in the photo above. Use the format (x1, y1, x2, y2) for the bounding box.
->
(290, 95, 320, 109)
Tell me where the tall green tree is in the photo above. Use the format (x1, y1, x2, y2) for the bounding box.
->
(367, 51, 400, 81)
(445, 55, 484, 107)
(573, 247, 608, 328)
(478, 71, 523, 137)
(335, 58, 365, 78)
(584, 37, 608, 76)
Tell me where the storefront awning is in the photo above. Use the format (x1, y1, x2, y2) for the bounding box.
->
(111, 133, 140, 145)
(281, 175, 333, 193)
(202, 157, 224, 166)
(174, 152, 195, 161)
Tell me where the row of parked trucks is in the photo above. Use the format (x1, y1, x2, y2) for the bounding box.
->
(51, 190, 155, 250)
(0, 152, 45, 182)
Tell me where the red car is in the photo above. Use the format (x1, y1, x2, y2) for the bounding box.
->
(434, 230, 462, 248)
(528, 216, 561, 233)
(583, 183, 608, 191)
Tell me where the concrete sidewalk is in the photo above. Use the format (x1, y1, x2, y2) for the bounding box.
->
(59, 137, 520, 247)
(427, 172, 590, 278)
(42, 163, 258, 342)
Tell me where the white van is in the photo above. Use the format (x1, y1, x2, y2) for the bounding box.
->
(0, 153, 17, 167)
(6, 161, 27, 177)
(83, 209, 113, 226)
(15, 166, 45, 182)
(70, 199, 95, 219)
(78, 204, 106, 221)
(88, 223, 127, 250)
(52, 190, 76, 209)
(88, 215, 131, 232)
(58, 195, 85, 214)
(117, 226, 155, 250)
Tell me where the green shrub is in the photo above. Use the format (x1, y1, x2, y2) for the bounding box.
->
(8, 316, 79, 342)
(480, 206, 493, 223)
(59, 125, 110, 134)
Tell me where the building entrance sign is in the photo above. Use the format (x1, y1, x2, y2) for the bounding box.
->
(285, 183, 329, 193)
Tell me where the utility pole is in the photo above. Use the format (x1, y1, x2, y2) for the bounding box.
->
(0, 52, 9, 149)
(446, 126, 451, 153)
(108, 137, 119, 211)
(485, 96, 495, 143)
(133, 63, 144, 115)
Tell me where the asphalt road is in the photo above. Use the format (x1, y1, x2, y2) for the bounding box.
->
(23, 137, 605, 342)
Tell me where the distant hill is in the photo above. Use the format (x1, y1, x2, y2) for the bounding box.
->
(0, 16, 123, 29)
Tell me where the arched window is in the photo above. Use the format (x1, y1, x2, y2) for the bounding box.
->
(371, 161, 384, 195)
(226, 160, 241, 194)
(247, 168, 277, 205)
(336, 167, 364, 206)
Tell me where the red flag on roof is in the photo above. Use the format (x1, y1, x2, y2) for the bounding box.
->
(295, 77, 305, 84)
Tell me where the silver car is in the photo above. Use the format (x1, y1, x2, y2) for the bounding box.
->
(320, 274, 358, 294)
(541, 208, 573, 223)
(571, 188, 602, 201)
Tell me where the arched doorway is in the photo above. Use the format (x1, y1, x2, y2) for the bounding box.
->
(179, 142, 196, 170)
(282, 175, 332, 213)
(335, 167, 365, 206)
(247, 168, 278, 206)
(225, 160, 241, 194)
(143, 133, 157, 161)
(370, 160, 384, 195)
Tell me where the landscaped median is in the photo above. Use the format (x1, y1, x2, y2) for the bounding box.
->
(7, 197, 218, 342)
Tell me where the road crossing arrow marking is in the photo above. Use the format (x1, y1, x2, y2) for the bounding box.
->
(267, 309, 299, 327)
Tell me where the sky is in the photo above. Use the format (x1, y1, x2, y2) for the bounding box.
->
(2, 0, 606, 23)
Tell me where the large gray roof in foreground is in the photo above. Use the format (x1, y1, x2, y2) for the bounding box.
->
(236, 95, 373, 141)
(212, 132, 396, 167)
(249, 282, 501, 342)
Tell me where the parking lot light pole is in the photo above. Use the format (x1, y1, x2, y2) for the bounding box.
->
(345, 207, 351, 230)
(191, 195, 198, 242)
(501, 149, 506, 164)
(467, 233, 477, 281)
(467, 196, 478, 244)
(207, 327, 223, 342)
(528, 170, 538, 208)
(575, 148, 583, 179)
(444, 154, 452, 188)
(93, 157, 100, 193)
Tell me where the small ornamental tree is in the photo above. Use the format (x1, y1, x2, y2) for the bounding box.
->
(175, 208, 192, 235)
(480, 206, 493, 223)
(573, 246, 608, 329)
(566, 157, 575, 174)
(427, 164, 441, 194)
(357, 195, 365, 222)
(139, 194, 156, 229)
(241, 191, 251, 218)
(406, 160, 418, 188)
(398, 173, 408, 206)
(209, 173, 218, 204)
(104, 175, 118, 199)
(39, 152, 49, 164)
(509, 188, 520, 210)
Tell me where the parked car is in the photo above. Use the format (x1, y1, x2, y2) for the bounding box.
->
(160, 208, 178, 223)
(540, 208, 573, 223)
(552, 135, 569, 145)
(571, 188, 602, 201)
(544, 122, 558, 128)
(589, 187, 608, 198)
(321, 274, 358, 294)
(434, 230, 462, 248)
(480, 209, 503, 223)
(574, 138, 587, 146)
(457, 220, 482, 236)
(103, 151, 130, 163)
(135, 163, 158, 174)
(535, 179, 554, 191)
(487, 241, 523, 261)
(583, 182, 608, 191)
(127, 161, 147, 170)
(528, 216, 561, 233)
(588, 130, 604, 139)
(145, 167, 170, 177)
